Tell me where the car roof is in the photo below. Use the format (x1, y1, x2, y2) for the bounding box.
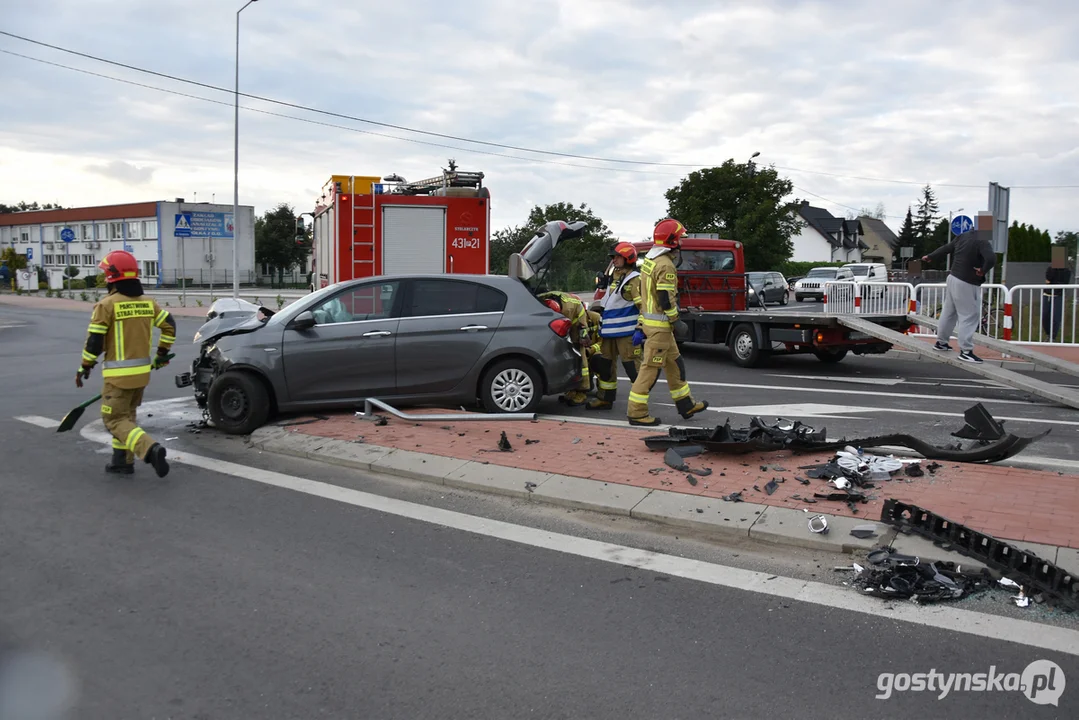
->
(338, 273, 521, 289)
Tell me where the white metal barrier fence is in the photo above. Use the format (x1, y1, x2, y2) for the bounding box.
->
(1005, 284, 1079, 345)
(823, 281, 915, 315)
(909, 282, 1008, 340)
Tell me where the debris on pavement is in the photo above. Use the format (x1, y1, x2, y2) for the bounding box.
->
(881, 499, 1079, 612)
(851, 546, 993, 604)
(797, 477, 811, 485)
(849, 524, 878, 539)
(497, 431, 513, 452)
(642, 404, 1049, 463)
(904, 463, 924, 477)
(572, 437, 582, 444)
(525, 439, 540, 445)
(764, 479, 778, 495)
(525, 482, 537, 493)
(686, 475, 698, 487)
(664, 448, 688, 471)
(722, 491, 743, 503)
(808, 515, 829, 534)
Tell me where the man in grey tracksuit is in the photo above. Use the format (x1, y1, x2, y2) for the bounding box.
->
(922, 231, 996, 363)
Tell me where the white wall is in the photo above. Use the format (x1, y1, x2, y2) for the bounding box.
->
(791, 222, 833, 263)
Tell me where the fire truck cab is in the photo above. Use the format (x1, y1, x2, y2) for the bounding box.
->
(309, 161, 491, 290)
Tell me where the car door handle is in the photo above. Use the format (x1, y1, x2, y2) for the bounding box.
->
(459, 325, 488, 332)
(363, 330, 392, 337)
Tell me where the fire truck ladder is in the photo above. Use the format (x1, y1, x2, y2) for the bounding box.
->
(393, 159, 485, 195)
(350, 174, 376, 275)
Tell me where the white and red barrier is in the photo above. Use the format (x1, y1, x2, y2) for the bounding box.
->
(1004, 284, 1079, 346)
(823, 281, 914, 316)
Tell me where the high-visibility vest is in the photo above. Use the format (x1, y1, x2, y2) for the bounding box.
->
(639, 253, 680, 329)
(599, 270, 641, 338)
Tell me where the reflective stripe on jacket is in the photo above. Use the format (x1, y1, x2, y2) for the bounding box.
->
(600, 270, 641, 338)
(639, 254, 680, 329)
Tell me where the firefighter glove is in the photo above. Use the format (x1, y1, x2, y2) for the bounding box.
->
(151, 350, 172, 370)
(632, 329, 646, 347)
(75, 363, 93, 388)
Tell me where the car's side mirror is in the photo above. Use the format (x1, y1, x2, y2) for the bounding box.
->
(289, 310, 316, 330)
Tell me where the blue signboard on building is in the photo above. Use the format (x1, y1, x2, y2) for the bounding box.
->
(174, 212, 234, 239)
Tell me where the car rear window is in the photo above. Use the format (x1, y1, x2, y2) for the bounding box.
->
(807, 268, 837, 278)
(847, 266, 869, 276)
(407, 279, 507, 317)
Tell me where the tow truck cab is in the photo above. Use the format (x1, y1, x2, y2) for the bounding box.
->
(594, 236, 748, 312)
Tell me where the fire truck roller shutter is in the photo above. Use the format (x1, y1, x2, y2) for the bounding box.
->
(382, 206, 448, 275)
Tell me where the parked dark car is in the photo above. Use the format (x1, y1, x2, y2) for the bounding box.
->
(746, 271, 789, 306)
(180, 221, 591, 434)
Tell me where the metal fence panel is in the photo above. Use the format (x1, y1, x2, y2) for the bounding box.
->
(1006, 284, 1079, 345)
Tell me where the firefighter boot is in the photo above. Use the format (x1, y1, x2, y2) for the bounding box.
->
(144, 443, 170, 478)
(105, 448, 134, 475)
(586, 398, 613, 410)
(676, 398, 710, 420)
(560, 391, 589, 407)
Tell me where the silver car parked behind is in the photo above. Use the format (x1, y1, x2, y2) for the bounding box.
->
(181, 273, 582, 435)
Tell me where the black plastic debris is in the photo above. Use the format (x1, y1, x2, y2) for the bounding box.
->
(925, 462, 942, 474)
(722, 491, 743, 502)
(753, 484, 761, 492)
(664, 448, 688, 471)
(760, 465, 768, 472)
(525, 482, 537, 493)
(525, 439, 540, 445)
(374, 416, 389, 427)
(952, 402, 1007, 441)
(797, 477, 811, 485)
(498, 431, 513, 452)
(803, 497, 817, 504)
(648, 468, 664, 475)
(686, 475, 698, 486)
(671, 445, 705, 458)
(853, 546, 993, 603)
(692, 466, 713, 477)
(696, 508, 704, 513)
(764, 479, 779, 495)
(642, 406, 1048, 463)
(814, 491, 867, 503)
(904, 463, 924, 477)
(850, 524, 878, 539)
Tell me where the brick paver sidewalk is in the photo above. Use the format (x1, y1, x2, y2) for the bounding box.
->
(287, 409, 1079, 550)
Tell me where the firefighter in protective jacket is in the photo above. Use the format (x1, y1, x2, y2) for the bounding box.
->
(587, 241, 643, 410)
(540, 291, 599, 406)
(77, 250, 176, 476)
(626, 219, 708, 426)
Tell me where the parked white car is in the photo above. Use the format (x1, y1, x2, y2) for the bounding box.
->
(793, 266, 855, 302)
(842, 263, 889, 284)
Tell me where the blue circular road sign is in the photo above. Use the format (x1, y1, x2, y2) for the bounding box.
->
(951, 215, 974, 236)
(60, 227, 75, 242)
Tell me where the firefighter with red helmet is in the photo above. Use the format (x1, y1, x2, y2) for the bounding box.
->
(540, 291, 600, 406)
(77, 250, 176, 476)
(626, 219, 708, 426)
(586, 241, 643, 410)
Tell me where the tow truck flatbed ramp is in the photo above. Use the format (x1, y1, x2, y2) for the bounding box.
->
(838, 315, 1079, 410)
(906, 313, 1079, 380)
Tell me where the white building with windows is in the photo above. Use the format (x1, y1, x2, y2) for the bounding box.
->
(0, 199, 255, 289)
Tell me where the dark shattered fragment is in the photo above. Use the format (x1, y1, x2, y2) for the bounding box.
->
(764, 479, 779, 495)
(686, 475, 698, 486)
(498, 431, 513, 452)
(797, 477, 811, 485)
(904, 463, 924, 477)
(722, 491, 743, 502)
(525, 439, 540, 445)
(374, 416, 389, 426)
(925, 462, 942, 474)
(664, 448, 689, 471)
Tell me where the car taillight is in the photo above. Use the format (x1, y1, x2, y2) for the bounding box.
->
(549, 318, 572, 337)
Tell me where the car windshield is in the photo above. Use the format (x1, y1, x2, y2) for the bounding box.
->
(267, 282, 344, 326)
(847, 266, 869, 276)
(680, 250, 736, 272)
(806, 268, 837, 278)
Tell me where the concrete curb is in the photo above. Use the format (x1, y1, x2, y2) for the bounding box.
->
(248, 426, 906, 556)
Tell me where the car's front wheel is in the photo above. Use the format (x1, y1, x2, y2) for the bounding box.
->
(480, 359, 542, 414)
(207, 370, 271, 434)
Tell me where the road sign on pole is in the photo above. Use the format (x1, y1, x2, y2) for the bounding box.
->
(26, 247, 33, 260)
(60, 227, 75, 243)
(950, 215, 974, 236)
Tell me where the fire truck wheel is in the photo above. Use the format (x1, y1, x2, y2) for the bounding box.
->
(480, 359, 542, 414)
(208, 370, 271, 435)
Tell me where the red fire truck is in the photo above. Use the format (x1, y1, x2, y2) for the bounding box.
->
(309, 161, 491, 289)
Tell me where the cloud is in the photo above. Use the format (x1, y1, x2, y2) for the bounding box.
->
(0, 0, 1076, 244)
(85, 160, 155, 185)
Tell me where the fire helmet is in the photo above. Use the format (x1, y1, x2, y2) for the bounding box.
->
(609, 241, 638, 264)
(98, 250, 139, 283)
(653, 218, 687, 248)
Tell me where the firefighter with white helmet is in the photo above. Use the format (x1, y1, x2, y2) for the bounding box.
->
(626, 219, 708, 426)
(587, 241, 643, 410)
(77, 250, 175, 476)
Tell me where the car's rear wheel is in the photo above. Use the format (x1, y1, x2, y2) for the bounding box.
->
(481, 360, 542, 414)
(208, 370, 270, 435)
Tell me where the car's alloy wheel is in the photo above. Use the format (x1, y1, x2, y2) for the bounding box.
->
(490, 368, 535, 412)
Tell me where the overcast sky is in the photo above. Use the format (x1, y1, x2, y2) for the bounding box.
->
(1, 0, 1076, 241)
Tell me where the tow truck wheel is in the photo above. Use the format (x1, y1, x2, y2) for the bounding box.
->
(207, 370, 271, 435)
(729, 323, 762, 368)
(813, 348, 848, 364)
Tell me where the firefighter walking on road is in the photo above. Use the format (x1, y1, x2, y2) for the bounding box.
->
(77, 250, 176, 476)
(587, 241, 643, 410)
(540, 291, 599, 406)
(626, 219, 708, 426)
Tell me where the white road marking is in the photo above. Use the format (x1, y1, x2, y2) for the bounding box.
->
(767, 374, 906, 387)
(0, 322, 28, 330)
(15, 415, 61, 429)
(70, 403, 1079, 656)
(618, 377, 1052, 407)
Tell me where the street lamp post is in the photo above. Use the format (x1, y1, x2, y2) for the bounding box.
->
(233, 0, 259, 299)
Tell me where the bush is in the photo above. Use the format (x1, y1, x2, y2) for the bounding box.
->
(778, 260, 849, 278)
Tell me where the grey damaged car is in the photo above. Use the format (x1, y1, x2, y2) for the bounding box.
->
(177, 220, 591, 434)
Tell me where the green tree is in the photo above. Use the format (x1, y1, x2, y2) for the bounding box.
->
(1007, 222, 1052, 262)
(255, 203, 310, 286)
(912, 185, 940, 257)
(0, 201, 64, 213)
(897, 206, 916, 254)
(490, 202, 615, 289)
(662, 159, 801, 271)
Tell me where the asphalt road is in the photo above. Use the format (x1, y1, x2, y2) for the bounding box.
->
(2, 305, 1078, 718)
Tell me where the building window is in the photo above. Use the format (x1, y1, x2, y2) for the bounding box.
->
(82, 254, 95, 266)
(43, 254, 54, 265)
(19, 230, 29, 243)
(143, 260, 158, 277)
(127, 221, 141, 239)
(143, 220, 158, 239)
(81, 224, 92, 240)
(109, 222, 123, 240)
